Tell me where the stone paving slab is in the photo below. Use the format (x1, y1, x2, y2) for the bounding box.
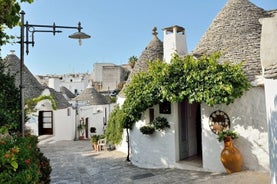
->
(39, 140, 270, 184)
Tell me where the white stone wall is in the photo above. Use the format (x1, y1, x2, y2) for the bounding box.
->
(264, 79, 277, 184)
(78, 104, 115, 137)
(47, 74, 89, 95)
(102, 66, 122, 91)
(201, 87, 269, 172)
(129, 104, 178, 169)
(54, 108, 75, 141)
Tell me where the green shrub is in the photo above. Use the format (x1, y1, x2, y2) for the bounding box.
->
(0, 135, 51, 184)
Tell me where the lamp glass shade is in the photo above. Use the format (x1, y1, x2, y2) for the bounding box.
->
(69, 31, 91, 39)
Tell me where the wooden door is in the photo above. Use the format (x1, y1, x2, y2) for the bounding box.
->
(38, 111, 53, 135)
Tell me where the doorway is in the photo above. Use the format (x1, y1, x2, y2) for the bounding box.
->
(38, 111, 53, 135)
(178, 101, 202, 160)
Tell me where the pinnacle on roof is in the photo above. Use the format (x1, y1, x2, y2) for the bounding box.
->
(118, 26, 163, 97)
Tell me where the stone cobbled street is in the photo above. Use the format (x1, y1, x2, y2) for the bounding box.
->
(39, 140, 269, 184)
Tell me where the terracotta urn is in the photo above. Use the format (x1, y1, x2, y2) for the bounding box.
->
(221, 136, 243, 173)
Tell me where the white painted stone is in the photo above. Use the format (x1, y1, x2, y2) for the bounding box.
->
(260, 14, 277, 69)
(163, 25, 188, 63)
(202, 87, 269, 172)
(264, 79, 277, 184)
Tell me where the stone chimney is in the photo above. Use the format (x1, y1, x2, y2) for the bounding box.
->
(163, 25, 188, 63)
(259, 14, 277, 73)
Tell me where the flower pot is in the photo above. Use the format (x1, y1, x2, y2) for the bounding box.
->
(93, 143, 98, 151)
(221, 136, 243, 173)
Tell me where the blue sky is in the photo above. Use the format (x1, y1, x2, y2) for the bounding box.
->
(1, 0, 276, 75)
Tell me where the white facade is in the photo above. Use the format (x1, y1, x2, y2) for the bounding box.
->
(120, 87, 269, 173)
(25, 88, 75, 141)
(129, 104, 178, 168)
(201, 88, 268, 172)
(76, 103, 115, 138)
(115, 23, 271, 174)
(260, 14, 277, 184)
(92, 63, 114, 83)
(92, 63, 130, 91)
(40, 73, 90, 95)
(265, 80, 277, 184)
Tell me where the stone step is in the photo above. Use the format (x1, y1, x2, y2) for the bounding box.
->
(38, 135, 56, 145)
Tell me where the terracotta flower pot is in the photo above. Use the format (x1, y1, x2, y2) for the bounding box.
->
(221, 136, 243, 173)
(93, 143, 98, 151)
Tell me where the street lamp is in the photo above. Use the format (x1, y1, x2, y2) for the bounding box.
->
(19, 10, 91, 136)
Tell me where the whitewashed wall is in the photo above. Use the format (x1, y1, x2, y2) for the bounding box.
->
(54, 108, 75, 141)
(129, 103, 178, 169)
(201, 87, 269, 172)
(264, 79, 277, 184)
(78, 104, 115, 137)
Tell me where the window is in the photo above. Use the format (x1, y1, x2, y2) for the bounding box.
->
(159, 101, 171, 114)
(149, 108, 154, 123)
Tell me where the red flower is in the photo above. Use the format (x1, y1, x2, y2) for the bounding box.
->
(4, 154, 10, 159)
(25, 159, 31, 165)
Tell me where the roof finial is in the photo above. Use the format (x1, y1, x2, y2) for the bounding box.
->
(152, 27, 158, 37)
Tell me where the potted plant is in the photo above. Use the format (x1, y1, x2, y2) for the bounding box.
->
(90, 134, 105, 151)
(217, 129, 238, 142)
(140, 125, 155, 135)
(217, 129, 243, 174)
(151, 117, 170, 131)
(90, 135, 100, 151)
(77, 124, 86, 140)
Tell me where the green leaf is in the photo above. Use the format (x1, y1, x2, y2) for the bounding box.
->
(10, 161, 18, 171)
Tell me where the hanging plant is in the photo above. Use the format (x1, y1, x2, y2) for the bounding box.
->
(140, 126, 155, 135)
(151, 117, 170, 131)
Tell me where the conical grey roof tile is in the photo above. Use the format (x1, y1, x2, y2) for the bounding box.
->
(73, 85, 108, 105)
(193, 0, 272, 81)
(119, 27, 163, 97)
(4, 52, 45, 99)
(4, 52, 71, 109)
(48, 88, 71, 109)
(60, 86, 76, 99)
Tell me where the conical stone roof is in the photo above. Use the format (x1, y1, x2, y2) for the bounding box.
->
(4, 51, 45, 99)
(193, 0, 273, 82)
(119, 27, 163, 97)
(73, 85, 108, 105)
(4, 51, 70, 109)
(60, 86, 76, 99)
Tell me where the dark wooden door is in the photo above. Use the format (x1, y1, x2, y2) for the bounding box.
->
(38, 111, 53, 135)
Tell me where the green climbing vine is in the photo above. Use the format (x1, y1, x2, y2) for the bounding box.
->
(25, 94, 57, 113)
(105, 105, 124, 144)
(106, 52, 251, 143)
